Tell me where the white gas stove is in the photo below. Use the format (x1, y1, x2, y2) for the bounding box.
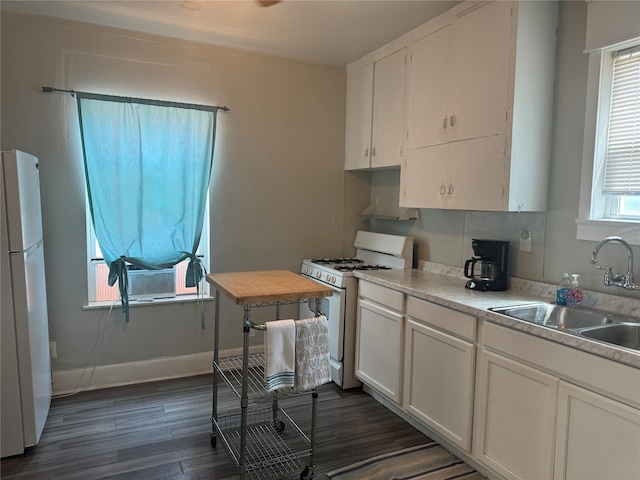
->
(299, 231, 413, 388)
(300, 231, 414, 288)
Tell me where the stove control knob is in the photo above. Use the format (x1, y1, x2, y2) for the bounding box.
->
(316, 271, 322, 279)
(331, 276, 336, 284)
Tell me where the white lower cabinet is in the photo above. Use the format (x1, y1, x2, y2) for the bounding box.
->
(404, 296, 476, 452)
(355, 281, 404, 404)
(355, 283, 640, 480)
(474, 349, 558, 480)
(554, 381, 640, 480)
(477, 322, 640, 480)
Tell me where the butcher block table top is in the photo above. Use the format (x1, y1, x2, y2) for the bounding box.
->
(206, 270, 332, 305)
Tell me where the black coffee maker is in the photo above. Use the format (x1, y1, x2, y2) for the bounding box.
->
(464, 239, 509, 291)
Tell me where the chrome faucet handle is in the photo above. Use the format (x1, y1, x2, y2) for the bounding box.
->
(595, 265, 614, 285)
(595, 264, 613, 274)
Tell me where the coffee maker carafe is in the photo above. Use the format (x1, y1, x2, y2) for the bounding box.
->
(464, 239, 509, 291)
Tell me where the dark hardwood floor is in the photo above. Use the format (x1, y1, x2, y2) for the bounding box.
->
(1, 375, 432, 479)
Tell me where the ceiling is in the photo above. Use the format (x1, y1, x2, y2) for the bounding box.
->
(1, 0, 461, 66)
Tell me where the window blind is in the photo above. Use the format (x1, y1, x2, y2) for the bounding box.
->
(603, 45, 640, 194)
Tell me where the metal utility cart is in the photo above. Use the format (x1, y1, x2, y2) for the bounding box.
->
(207, 270, 332, 480)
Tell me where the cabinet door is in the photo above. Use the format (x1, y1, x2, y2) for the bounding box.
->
(401, 135, 506, 210)
(356, 298, 403, 403)
(371, 48, 406, 168)
(405, 319, 475, 451)
(345, 63, 374, 170)
(448, 1, 512, 142)
(554, 382, 640, 480)
(400, 144, 447, 208)
(474, 349, 558, 480)
(407, 25, 450, 150)
(446, 135, 506, 211)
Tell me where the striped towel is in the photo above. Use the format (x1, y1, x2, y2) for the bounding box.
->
(295, 315, 331, 391)
(264, 319, 296, 391)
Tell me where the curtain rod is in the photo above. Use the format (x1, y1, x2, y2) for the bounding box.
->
(41, 86, 230, 113)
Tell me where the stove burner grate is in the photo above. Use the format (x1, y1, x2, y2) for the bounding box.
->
(311, 257, 364, 265)
(334, 264, 393, 272)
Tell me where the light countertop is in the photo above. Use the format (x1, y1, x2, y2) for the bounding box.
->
(354, 268, 640, 369)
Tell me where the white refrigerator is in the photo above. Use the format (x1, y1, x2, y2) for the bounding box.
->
(1, 149, 52, 457)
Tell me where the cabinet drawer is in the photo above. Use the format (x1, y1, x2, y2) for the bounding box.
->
(406, 295, 476, 341)
(359, 280, 404, 312)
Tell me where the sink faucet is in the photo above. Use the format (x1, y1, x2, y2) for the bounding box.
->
(590, 236, 640, 290)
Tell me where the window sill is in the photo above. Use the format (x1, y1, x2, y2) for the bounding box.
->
(83, 294, 214, 310)
(576, 218, 640, 245)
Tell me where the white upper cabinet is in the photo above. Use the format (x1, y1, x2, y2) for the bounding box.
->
(407, 2, 511, 150)
(345, 48, 407, 170)
(345, 63, 374, 171)
(402, 135, 507, 210)
(400, 0, 558, 212)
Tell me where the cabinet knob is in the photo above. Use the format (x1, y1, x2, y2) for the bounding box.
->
(439, 184, 446, 195)
(450, 115, 456, 127)
(448, 184, 455, 195)
(443, 117, 448, 130)
(365, 148, 369, 157)
(371, 147, 376, 156)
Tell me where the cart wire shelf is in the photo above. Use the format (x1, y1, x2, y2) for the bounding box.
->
(215, 352, 309, 401)
(213, 406, 312, 479)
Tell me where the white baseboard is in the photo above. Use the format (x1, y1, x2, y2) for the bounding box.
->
(52, 345, 264, 396)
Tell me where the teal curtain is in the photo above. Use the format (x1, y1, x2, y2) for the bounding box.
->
(77, 95, 217, 320)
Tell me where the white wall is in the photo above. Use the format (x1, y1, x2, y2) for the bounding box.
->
(1, 11, 349, 390)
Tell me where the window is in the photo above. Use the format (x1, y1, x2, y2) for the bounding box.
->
(578, 37, 640, 243)
(87, 201, 210, 304)
(602, 46, 640, 218)
(76, 93, 221, 311)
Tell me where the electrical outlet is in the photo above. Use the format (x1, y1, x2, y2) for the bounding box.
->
(519, 229, 532, 252)
(49, 341, 57, 359)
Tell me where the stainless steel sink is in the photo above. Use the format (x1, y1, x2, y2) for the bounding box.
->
(579, 323, 640, 351)
(489, 303, 615, 330)
(490, 302, 640, 352)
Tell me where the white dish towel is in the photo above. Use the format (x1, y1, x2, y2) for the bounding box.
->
(264, 319, 296, 392)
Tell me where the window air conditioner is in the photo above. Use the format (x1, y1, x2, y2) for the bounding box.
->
(127, 265, 176, 301)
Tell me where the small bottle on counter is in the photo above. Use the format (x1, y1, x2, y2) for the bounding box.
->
(556, 273, 571, 305)
(567, 274, 584, 307)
